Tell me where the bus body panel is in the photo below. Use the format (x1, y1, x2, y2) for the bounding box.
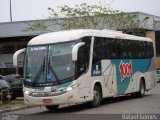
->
(101, 60, 117, 97)
(77, 74, 91, 102)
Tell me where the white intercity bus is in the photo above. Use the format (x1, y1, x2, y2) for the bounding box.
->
(13, 29, 156, 111)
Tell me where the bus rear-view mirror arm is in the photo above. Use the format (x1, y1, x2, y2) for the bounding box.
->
(72, 42, 85, 61)
(13, 48, 26, 67)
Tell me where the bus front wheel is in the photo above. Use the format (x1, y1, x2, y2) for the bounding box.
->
(90, 85, 102, 107)
(45, 105, 59, 111)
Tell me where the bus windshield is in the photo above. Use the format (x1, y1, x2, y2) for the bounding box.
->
(25, 42, 75, 86)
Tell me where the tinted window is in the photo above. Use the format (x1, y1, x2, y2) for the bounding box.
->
(93, 37, 154, 60)
(76, 37, 91, 77)
(93, 37, 105, 64)
(156, 31, 160, 56)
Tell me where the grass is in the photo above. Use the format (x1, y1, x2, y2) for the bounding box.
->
(0, 99, 24, 108)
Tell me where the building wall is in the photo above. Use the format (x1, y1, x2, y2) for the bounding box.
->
(146, 31, 160, 69)
(0, 37, 29, 75)
(146, 31, 156, 52)
(155, 31, 160, 69)
(156, 57, 160, 69)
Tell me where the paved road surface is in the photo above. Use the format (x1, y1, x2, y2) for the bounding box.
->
(3, 83, 160, 120)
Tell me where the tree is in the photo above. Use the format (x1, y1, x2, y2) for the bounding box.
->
(26, 3, 150, 36)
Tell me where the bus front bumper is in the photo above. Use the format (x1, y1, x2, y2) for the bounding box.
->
(24, 88, 79, 106)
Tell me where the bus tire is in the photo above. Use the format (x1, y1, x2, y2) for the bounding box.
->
(90, 85, 102, 107)
(138, 79, 146, 97)
(132, 79, 145, 98)
(45, 105, 59, 111)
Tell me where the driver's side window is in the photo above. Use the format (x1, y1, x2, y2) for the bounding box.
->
(76, 37, 91, 78)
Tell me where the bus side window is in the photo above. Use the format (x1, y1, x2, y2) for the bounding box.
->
(146, 42, 154, 58)
(92, 37, 104, 64)
(77, 46, 86, 73)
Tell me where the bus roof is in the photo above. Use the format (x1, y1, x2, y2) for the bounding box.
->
(28, 29, 152, 45)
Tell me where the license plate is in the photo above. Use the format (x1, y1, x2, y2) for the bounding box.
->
(43, 99, 52, 104)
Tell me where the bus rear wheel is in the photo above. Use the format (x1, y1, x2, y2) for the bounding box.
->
(132, 80, 145, 98)
(45, 105, 59, 111)
(90, 85, 102, 107)
(138, 80, 145, 97)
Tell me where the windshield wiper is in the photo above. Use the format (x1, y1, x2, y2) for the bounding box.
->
(48, 57, 60, 82)
(32, 57, 45, 84)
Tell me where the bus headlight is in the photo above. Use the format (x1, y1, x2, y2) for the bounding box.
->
(66, 82, 80, 92)
(66, 86, 73, 92)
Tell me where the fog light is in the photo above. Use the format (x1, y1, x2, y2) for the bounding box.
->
(24, 90, 31, 95)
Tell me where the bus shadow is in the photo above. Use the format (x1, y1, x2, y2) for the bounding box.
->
(101, 94, 150, 105)
(37, 94, 152, 114)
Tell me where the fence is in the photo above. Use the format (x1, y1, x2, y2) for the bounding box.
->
(0, 88, 12, 112)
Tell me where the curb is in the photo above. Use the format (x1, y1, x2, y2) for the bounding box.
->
(0, 105, 29, 113)
(0, 104, 26, 113)
(0, 104, 38, 113)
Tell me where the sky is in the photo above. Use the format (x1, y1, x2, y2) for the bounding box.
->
(0, 0, 160, 23)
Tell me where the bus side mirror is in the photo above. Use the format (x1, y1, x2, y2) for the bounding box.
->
(13, 48, 26, 67)
(72, 42, 85, 61)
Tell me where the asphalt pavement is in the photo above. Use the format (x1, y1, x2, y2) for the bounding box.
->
(1, 83, 160, 120)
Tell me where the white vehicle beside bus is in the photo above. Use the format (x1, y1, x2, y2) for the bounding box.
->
(13, 29, 156, 111)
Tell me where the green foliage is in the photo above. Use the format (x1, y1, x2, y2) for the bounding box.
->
(25, 21, 47, 31)
(26, 3, 150, 35)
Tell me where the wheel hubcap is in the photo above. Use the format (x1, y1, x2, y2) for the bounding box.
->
(93, 90, 100, 102)
(141, 84, 145, 95)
